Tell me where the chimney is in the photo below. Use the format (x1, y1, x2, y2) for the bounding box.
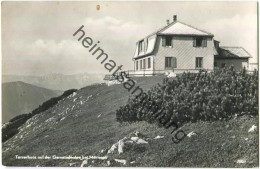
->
(166, 19, 170, 25)
(173, 15, 177, 22)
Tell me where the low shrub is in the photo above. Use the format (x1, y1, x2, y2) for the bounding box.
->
(116, 67, 258, 127)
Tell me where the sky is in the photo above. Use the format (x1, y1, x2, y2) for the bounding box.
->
(2, 1, 258, 76)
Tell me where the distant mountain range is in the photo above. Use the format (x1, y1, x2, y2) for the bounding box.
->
(2, 73, 105, 91)
(2, 81, 60, 123)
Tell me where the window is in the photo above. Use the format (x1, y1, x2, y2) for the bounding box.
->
(195, 37, 203, 47)
(143, 59, 146, 69)
(165, 57, 177, 69)
(193, 37, 207, 47)
(138, 40, 144, 54)
(162, 36, 173, 47)
(140, 60, 143, 70)
(196, 57, 203, 68)
(148, 58, 151, 68)
(136, 61, 138, 70)
(166, 36, 172, 46)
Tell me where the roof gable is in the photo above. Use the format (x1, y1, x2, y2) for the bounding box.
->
(159, 21, 213, 36)
(138, 20, 213, 42)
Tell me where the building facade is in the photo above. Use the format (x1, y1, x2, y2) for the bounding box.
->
(132, 15, 251, 76)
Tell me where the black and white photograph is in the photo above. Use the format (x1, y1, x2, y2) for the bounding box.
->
(1, 1, 259, 167)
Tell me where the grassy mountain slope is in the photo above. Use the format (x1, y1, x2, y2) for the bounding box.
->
(2, 81, 60, 123)
(2, 76, 258, 167)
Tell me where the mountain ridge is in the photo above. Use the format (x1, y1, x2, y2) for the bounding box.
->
(2, 81, 61, 123)
(2, 73, 105, 90)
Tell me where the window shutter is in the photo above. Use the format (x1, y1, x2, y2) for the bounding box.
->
(146, 39, 148, 52)
(173, 57, 177, 68)
(162, 37, 166, 47)
(193, 37, 196, 47)
(171, 37, 174, 47)
(203, 38, 207, 47)
(144, 39, 147, 52)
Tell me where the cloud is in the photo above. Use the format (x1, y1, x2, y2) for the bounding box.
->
(78, 16, 155, 71)
(8, 39, 86, 61)
(4, 14, 150, 75)
(4, 38, 107, 75)
(202, 14, 257, 62)
(83, 16, 153, 43)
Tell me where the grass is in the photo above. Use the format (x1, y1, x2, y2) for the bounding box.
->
(2, 75, 258, 167)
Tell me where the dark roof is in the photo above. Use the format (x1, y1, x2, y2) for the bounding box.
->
(216, 47, 252, 59)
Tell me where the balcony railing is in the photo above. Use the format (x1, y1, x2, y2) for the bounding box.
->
(103, 68, 213, 80)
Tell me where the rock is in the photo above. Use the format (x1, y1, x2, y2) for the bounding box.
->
(136, 138, 148, 144)
(69, 162, 77, 166)
(114, 159, 127, 165)
(248, 125, 257, 133)
(80, 160, 88, 167)
(131, 137, 139, 142)
(99, 149, 105, 153)
(187, 131, 197, 137)
(118, 140, 124, 154)
(72, 92, 77, 97)
(225, 124, 231, 129)
(134, 131, 140, 136)
(154, 135, 164, 139)
(236, 158, 246, 164)
(60, 117, 66, 121)
(107, 144, 117, 154)
(107, 160, 111, 166)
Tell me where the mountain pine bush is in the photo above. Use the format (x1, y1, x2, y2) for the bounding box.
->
(116, 67, 258, 126)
